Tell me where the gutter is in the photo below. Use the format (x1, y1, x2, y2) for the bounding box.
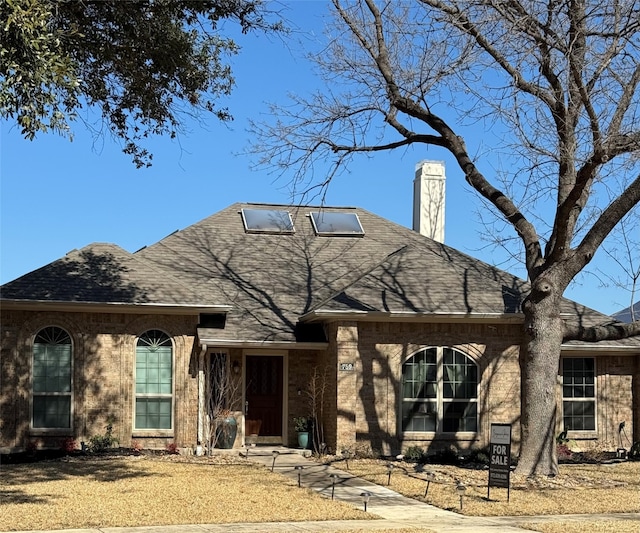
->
(299, 309, 525, 324)
(0, 299, 232, 316)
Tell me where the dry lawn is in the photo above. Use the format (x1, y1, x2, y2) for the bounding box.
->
(0, 454, 372, 531)
(2, 452, 638, 533)
(341, 458, 640, 517)
(522, 520, 640, 533)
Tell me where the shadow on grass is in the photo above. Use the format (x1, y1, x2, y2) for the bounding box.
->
(1, 454, 159, 506)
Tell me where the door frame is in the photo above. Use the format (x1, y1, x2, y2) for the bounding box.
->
(241, 349, 288, 445)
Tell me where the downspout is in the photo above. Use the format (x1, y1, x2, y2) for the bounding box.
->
(198, 343, 208, 446)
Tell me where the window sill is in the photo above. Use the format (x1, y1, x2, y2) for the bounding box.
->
(564, 431, 598, 441)
(132, 430, 174, 438)
(401, 431, 479, 441)
(30, 428, 73, 436)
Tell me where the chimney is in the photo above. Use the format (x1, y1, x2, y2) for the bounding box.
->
(413, 160, 446, 243)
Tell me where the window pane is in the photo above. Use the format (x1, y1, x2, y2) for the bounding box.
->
(402, 401, 436, 432)
(135, 398, 172, 429)
(443, 350, 477, 399)
(33, 396, 71, 428)
(443, 401, 478, 432)
(241, 208, 295, 233)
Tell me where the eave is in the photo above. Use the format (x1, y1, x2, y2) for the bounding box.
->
(560, 342, 640, 354)
(0, 299, 232, 316)
(299, 309, 525, 324)
(197, 337, 329, 351)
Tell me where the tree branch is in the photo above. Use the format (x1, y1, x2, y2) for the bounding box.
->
(563, 319, 640, 342)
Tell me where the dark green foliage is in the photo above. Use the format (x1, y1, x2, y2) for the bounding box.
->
(1, 0, 281, 167)
(293, 416, 311, 432)
(88, 422, 119, 452)
(403, 445, 426, 463)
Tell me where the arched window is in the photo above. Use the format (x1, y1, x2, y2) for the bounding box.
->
(32, 327, 72, 429)
(135, 330, 173, 430)
(401, 347, 478, 433)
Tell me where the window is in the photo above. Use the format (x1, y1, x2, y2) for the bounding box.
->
(309, 211, 365, 236)
(241, 208, 295, 233)
(562, 357, 596, 431)
(401, 347, 478, 433)
(32, 327, 72, 429)
(135, 330, 173, 430)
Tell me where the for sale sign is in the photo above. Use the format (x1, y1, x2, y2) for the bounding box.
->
(488, 423, 512, 500)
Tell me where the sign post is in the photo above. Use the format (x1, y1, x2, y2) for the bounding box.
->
(488, 423, 512, 502)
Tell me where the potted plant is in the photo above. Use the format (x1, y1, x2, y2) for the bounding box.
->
(293, 416, 311, 449)
(207, 355, 241, 450)
(214, 409, 238, 449)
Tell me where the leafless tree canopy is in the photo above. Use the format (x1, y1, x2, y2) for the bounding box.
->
(251, 0, 640, 303)
(250, 0, 640, 476)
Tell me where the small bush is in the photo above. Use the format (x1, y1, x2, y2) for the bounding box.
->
(88, 422, 119, 452)
(556, 443, 573, 461)
(404, 445, 426, 463)
(131, 440, 144, 452)
(427, 445, 459, 465)
(59, 437, 77, 454)
(26, 440, 39, 455)
(466, 447, 490, 465)
(165, 442, 179, 455)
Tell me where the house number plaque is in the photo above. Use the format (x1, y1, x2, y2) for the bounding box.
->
(339, 362, 354, 371)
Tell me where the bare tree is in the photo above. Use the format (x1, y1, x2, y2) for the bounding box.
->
(250, 0, 640, 476)
(206, 354, 242, 451)
(599, 209, 640, 322)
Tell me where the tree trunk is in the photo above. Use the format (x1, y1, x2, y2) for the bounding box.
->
(516, 287, 564, 477)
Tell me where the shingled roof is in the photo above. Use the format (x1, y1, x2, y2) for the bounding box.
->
(2, 202, 632, 348)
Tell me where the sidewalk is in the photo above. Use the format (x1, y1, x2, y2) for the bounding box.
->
(3, 446, 639, 533)
(243, 446, 531, 532)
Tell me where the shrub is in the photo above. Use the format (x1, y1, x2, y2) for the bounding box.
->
(404, 445, 426, 463)
(427, 445, 460, 465)
(165, 442, 179, 454)
(556, 443, 573, 461)
(26, 440, 39, 455)
(59, 437, 77, 454)
(88, 422, 119, 452)
(467, 447, 490, 466)
(131, 440, 144, 453)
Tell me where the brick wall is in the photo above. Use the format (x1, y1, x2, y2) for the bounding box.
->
(0, 309, 198, 452)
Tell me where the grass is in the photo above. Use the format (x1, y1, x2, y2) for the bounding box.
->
(1, 452, 638, 533)
(0, 455, 372, 531)
(341, 458, 640, 517)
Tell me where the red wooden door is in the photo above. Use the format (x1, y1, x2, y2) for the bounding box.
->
(245, 356, 283, 437)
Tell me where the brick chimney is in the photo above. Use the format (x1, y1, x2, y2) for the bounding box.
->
(413, 160, 446, 243)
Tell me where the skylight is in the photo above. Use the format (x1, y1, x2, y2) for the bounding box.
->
(241, 208, 295, 234)
(310, 211, 365, 236)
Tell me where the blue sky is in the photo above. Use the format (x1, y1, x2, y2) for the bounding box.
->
(0, 1, 634, 316)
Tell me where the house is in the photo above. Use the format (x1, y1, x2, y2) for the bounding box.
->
(2, 162, 638, 456)
(614, 302, 640, 324)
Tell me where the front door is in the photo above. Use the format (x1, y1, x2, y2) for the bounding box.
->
(245, 355, 283, 442)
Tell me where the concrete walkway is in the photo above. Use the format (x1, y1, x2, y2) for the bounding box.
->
(4, 446, 639, 533)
